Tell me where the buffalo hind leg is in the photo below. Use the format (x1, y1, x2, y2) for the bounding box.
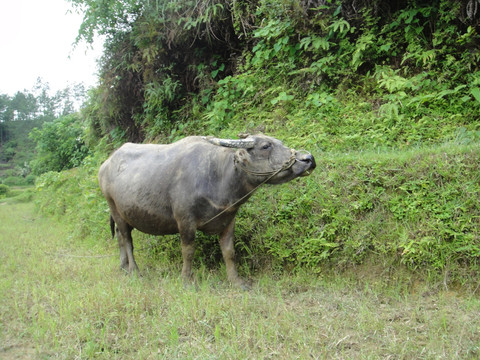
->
(116, 222, 139, 274)
(118, 225, 128, 270)
(219, 219, 248, 289)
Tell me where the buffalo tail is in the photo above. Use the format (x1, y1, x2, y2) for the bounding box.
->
(110, 215, 115, 239)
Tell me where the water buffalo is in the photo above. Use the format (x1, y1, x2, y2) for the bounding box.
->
(98, 134, 316, 287)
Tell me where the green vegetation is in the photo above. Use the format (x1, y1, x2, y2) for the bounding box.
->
(66, 0, 480, 147)
(0, 184, 35, 204)
(0, 183, 9, 196)
(1, 203, 480, 358)
(236, 144, 480, 280)
(2, 1, 480, 283)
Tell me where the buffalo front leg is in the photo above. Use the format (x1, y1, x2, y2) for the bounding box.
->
(219, 219, 247, 288)
(179, 228, 196, 282)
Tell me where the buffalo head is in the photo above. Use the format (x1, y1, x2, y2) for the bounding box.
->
(205, 134, 316, 184)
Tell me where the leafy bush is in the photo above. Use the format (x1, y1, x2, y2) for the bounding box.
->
(0, 145, 16, 162)
(0, 184, 9, 196)
(29, 114, 90, 175)
(3, 176, 27, 186)
(25, 174, 36, 185)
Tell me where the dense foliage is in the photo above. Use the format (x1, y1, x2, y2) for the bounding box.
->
(31, 0, 480, 284)
(68, 0, 480, 147)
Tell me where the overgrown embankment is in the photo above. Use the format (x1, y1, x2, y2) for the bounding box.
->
(237, 144, 480, 279)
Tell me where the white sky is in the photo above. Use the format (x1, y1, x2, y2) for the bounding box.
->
(0, 0, 103, 96)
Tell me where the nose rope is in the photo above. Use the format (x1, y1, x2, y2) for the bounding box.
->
(201, 149, 300, 227)
(201, 165, 286, 226)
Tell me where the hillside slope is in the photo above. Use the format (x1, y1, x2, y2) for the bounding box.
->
(33, 0, 480, 283)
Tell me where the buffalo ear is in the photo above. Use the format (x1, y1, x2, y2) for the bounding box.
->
(237, 132, 250, 139)
(235, 149, 250, 165)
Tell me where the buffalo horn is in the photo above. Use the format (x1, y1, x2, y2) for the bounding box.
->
(203, 137, 255, 148)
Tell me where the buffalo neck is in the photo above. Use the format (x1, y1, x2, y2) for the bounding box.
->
(216, 150, 260, 208)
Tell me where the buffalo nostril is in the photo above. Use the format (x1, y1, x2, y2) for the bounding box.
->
(301, 154, 314, 163)
(302, 155, 312, 163)
(302, 154, 316, 169)
(295, 150, 316, 169)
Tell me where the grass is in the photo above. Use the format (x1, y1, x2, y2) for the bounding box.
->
(1, 201, 480, 359)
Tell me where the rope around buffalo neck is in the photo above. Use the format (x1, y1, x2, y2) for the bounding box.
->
(201, 149, 297, 226)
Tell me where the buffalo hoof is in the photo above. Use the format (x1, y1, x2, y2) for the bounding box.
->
(239, 282, 251, 291)
(231, 278, 251, 291)
(120, 265, 141, 277)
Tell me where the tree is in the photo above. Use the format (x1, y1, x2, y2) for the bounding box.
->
(11, 92, 38, 120)
(0, 94, 11, 145)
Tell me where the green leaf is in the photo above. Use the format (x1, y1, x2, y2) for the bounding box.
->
(312, 37, 329, 51)
(274, 41, 283, 53)
(471, 87, 480, 104)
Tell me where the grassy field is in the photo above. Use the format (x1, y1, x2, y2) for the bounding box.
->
(1, 201, 480, 359)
